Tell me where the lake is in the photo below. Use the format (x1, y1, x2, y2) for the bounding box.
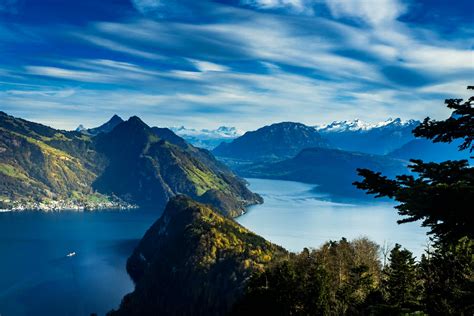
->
(0, 210, 159, 316)
(0, 178, 429, 315)
(237, 178, 429, 257)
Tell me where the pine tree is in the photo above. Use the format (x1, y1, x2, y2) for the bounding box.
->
(354, 86, 474, 245)
(383, 244, 421, 311)
(354, 86, 474, 314)
(420, 238, 474, 315)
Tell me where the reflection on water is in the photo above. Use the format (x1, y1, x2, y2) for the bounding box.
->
(237, 178, 429, 258)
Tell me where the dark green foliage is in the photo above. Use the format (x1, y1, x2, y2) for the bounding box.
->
(233, 238, 382, 316)
(413, 86, 473, 152)
(382, 244, 421, 312)
(420, 238, 474, 315)
(232, 250, 331, 316)
(355, 87, 473, 244)
(355, 159, 474, 243)
(354, 87, 474, 315)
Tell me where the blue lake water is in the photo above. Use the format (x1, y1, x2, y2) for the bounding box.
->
(0, 178, 429, 315)
(0, 210, 159, 316)
(237, 178, 429, 257)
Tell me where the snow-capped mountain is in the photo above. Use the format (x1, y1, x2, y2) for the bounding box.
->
(171, 126, 242, 138)
(315, 118, 419, 133)
(316, 118, 421, 155)
(170, 126, 243, 149)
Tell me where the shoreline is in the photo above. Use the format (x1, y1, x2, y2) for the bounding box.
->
(1, 200, 138, 212)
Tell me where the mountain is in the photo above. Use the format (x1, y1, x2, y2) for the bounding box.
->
(171, 126, 242, 150)
(238, 147, 408, 199)
(109, 196, 285, 316)
(316, 118, 420, 155)
(389, 138, 472, 163)
(213, 122, 329, 162)
(151, 126, 189, 148)
(0, 111, 113, 210)
(0, 112, 260, 215)
(76, 114, 124, 136)
(93, 116, 262, 216)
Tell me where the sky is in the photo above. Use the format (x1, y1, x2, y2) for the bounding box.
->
(0, 0, 473, 130)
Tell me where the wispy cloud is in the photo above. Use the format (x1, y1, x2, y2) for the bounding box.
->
(241, 0, 315, 14)
(1, 0, 472, 131)
(75, 33, 164, 60)
(325, 0, 406, 26)
(25, 66, 115, 83)
(188, 59, 230, 72)
(5, 88, 75, 98)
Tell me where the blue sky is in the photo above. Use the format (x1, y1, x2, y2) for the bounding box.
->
(0, 0, 472, 130)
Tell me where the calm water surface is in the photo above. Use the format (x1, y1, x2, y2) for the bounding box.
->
(237, 178, 429, 257)
(0, 209, 160, 316)
(0, 178, 429, 315)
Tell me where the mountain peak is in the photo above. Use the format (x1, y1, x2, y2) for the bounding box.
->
(75, 124, 86, 132)
(127, 115, 146, 125)
(213, 121, 328, 161)
(109, 116, 150, 136)
(101, 114, 124, 127)
(316, 118, 419, 133)
(79, 114, 125, 135)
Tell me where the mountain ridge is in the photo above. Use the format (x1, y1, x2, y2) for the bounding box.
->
(237, 147, 408, 200)
(0, 112, 260, 215)
(109, 195, 285, 316)
(213, 122, 329, 161)
(75, 114, 124, 136)
(316, 118, 421, 155)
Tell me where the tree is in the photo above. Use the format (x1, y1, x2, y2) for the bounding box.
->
(354, 87, 474, 244)
(354, 86, 474, 314)
(355, 159, 473, 243)
(383, 244, 421, 311)
(413, 86, 474, 153)
(232, 238, 383, 315)
(420, 237, 474, 315)
(231, 251, 331, 316)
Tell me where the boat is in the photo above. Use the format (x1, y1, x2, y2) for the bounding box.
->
(66, 252, 76, 257)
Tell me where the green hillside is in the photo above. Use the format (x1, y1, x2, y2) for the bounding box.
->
(109, 196, 285, 316)
(0, 112, 260, 215)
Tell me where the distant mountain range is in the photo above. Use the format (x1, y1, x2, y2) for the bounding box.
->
(0, 112, 260, 215)
(388, 138, 471, 162)
(210, 119, 470, 199)
(79, 117, 466, 162)
(213, 122, 329, 162)
(316, 118, 471, 161)
(110, 195, 285, 316)
(170, 126, 242, 150)
(238, 147, 407, 200)
(315, 118, 420, 155)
